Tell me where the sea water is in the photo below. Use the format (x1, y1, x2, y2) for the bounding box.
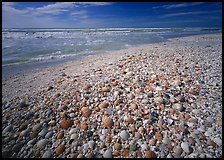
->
(2, 27, 221, 77)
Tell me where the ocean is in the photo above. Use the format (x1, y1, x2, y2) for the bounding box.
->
(2, 27, 221, 78)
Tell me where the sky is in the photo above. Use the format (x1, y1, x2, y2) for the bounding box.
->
(2, 2, 222, 28)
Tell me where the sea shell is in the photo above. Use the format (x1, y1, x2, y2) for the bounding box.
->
(80, 122, 88, 131)
(57, 132, 64, 139)
(172, 103, 185, 112)
(154, 96, 164, 104)
(55, 145, 66, 155)
(181, 142, 190, 153)
(102, 86, 110, 92)
(81, 107, 92, 117)
(60, 119, 73, 129)
(155, 132, 163, 141)
(125, 117, 134, 124)
(99, 101, 109, 110)
(102, 116, 114, 128)
(145, 150, 157, 158)
(130, 103, 138, 110)
(114, 143, 122, 150)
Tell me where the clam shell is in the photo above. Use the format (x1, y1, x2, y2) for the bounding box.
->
(81, 107, 92, 117)
(102, 116, 114, 128)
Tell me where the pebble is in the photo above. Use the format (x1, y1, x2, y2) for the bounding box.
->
(172, 103, 185, 111)
(32, 123, 42, 132)
(39, 129, 48, 137)
(42, 150, 52, 158)
(45, 131, 54, 138)
(2, 125, 13, 134)
(36, 139, 48, 149)
(12, 141, 25, 153)
(88, 140, 95, 150)
(103, 148, 112, 158)
(69, 112, 75, 118)
(19, 99, 27, 108)
(120, 130, 130, 140)
(181, 142, 191, 153)
(154, 96, 164, 104)
(162, 136, 172, 145)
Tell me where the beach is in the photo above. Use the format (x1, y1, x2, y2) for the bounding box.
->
(2, 33, 222, 158)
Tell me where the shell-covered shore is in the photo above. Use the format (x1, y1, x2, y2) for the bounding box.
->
(2, 34, 222, 158)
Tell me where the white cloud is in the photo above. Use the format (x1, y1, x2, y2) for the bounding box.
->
(2, 2, 114, 28)
(153, 2, 205, 9)
(163, 10, 221, 17)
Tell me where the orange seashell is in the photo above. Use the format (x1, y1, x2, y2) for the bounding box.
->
(105, 135, 112, 143)
(57, 131, 64, 139)
(111, 79, 119, 86)
(149, 79, 155, 83)
(125, 117, 134, 124)
(159, 104, 165, 110)
(169, 108, 175, 114)
(185, 114, 191, 120)
(138, 127, 146, 134)
(113, 151, 120, 157)
(55, 145, 66, 155)
(188, 88, 199, 96)
(160, 76, 167, 80)
(81, 107, 91, 117)
(141, 108, 149, 115)
(130, 103, 138, 110)
(80, 122, 88, 131)
(155, 132, 163, 141)
(74, 120, 80, 125)
(101, 86, 110, 92)
(122, 150, 129, 157)
(60, 119, 73, 129)
(134, 88, 142, 93)
(99, 101, 109, 110)
(145, 85, 154, 91)
(143, 115, 149, 119)
(102, 116, 114, 128)
(145, 150, 157, 158)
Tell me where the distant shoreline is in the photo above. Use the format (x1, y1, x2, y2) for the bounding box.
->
(2, 31, 221, 79)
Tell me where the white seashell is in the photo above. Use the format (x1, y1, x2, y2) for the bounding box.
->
(181, 142, 190, 153)
(167, 119, 174, 125)
(70, 133, 78, 140)
(162, 136, 172, 144)
(141, 143, 148, 151)
(155, 86, 163, 91)
(69, 128, 77, 135)
(88, 140, 95, 150)
(213, 137, 222, 146)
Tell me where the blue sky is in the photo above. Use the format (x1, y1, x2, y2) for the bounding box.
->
(2, 2, 222, 28)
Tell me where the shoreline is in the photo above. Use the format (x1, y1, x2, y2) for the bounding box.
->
(2, 33, 222, 102)
(2, 32, 221, 79)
